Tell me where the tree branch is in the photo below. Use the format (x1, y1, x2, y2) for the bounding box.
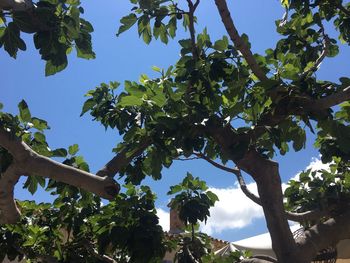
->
(193, 152, 262, 205)
(299, 26, 329, 80)
(0, 127, 120, 223)
(193, 152, 239, 174)
(83, 240, 118, 263)
(186, 0, 199, 60)
(96, 138, 151, 177)
(337, 3, 350, 17)
(214, 0, 268, 81)
(303, 86, 350, 111)
(297, 209, 350, 262)
(0, 162, 21, 224)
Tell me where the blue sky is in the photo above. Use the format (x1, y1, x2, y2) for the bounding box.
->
(1, 0, 350, 242)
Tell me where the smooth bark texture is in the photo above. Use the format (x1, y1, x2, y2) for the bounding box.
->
(0, 163, 21, 223)
(214, 0, 268, 82)
(0, 127, 120, 223)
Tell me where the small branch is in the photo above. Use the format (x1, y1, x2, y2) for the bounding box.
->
(83, 240, 118, 263)
(303, 86, 350, 111)
(235, 169, 262, 206)
(0, 163, 21, 224)
(214, 0, 268, 81)
(193, 152, 262, 205)
(337, 3, 350, 17)
(300, 25, 329, 79)
(193, 152, 239, 174)
(186, 0, 199, 60)
(96, 138, 151, 177)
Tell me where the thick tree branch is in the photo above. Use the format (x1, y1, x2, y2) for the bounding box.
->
(96, 138, 151, 177)
(0, 0, 33, 11)
(193, 151, 330, 222)
(302, 86, 350, 111)
(214, 0, 268, 81)
(0, 162, 21, 224)
(0, 127, 120, 223)
(286, 207, 334, 223)
(241, 255, 277, 263)
(297, 209, 350, 262)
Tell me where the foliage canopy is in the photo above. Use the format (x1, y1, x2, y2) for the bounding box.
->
(1, 0, 350, 263)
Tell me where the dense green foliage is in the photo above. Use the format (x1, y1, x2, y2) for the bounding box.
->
(1, 0, 350, 262)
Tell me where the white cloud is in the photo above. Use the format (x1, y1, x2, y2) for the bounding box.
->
(200, 183, 264, 236)
(306, 157, 330, 171)
(288, 156, 331, 183)
(155, 157, 329, 237)
(157, 208, 170, 232)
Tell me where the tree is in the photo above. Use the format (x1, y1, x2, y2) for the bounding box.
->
(1, 0, 350, 262)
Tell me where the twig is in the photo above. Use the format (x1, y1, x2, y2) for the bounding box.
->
(193, 152, 239, 174)
(300, 23, 329, 79)
(193, 152, 262, 205)
(186, 0, 200, 60)
(337, 3, 350, 17)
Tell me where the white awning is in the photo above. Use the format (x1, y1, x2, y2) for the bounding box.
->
(217, 225, 350, 259)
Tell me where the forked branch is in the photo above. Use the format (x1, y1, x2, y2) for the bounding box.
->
(0, 127, 120, 223)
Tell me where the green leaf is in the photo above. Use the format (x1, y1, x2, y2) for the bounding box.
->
(68, 144, 79, 155)
(152, 66, 161, 72)
(23, 176, 38, 195)
(206, 191, 219, 203)
(213, 36, 228, 51)
(167, 185, 183, 195)
(117, 14, 138, 36)
(45, 59, 68, 76)
(280, 0, 289, 8)
(18, 100, 31, 122)
(0, 102, 3, 110)
(51, 148, 68, 157)
(31, 117, 49, 131)
(119, 96, 143, 107)
(80, 98, 96, 116)
(34, 132, 46, 143)
(0, 22, 26, 58)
